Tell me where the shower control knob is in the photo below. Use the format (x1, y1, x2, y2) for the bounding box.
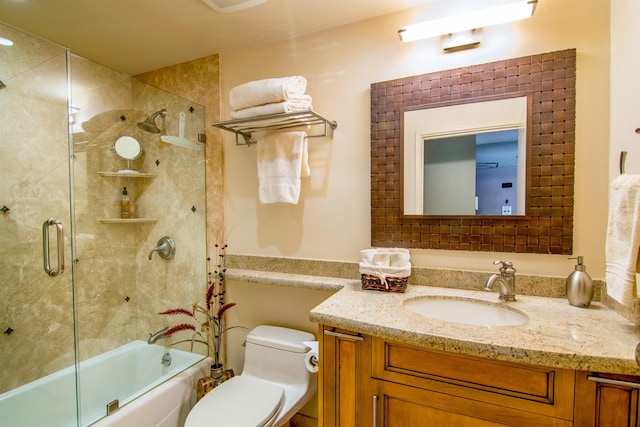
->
(148, 236, 176, 261)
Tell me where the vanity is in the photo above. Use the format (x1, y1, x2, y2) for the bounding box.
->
(310, 282, 640, 426)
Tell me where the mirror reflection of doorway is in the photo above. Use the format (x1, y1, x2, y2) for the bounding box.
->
(423, 129, 520, 216)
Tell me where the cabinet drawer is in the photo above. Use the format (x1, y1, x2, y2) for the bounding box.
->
(372, 337, 574, 420)
(373, 379, 573, 427)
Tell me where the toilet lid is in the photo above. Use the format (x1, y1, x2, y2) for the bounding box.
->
(185, 376, 285, 427)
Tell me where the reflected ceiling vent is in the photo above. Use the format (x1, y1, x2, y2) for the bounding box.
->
(202, 0, 267, 13)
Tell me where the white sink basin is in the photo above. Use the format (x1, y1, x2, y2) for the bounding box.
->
(403, 297, 528, 327)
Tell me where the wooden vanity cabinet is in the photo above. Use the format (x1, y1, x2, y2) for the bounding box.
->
(319, 326, 576, 426)
(320, 326, 373, 427)
(319, 325, 640, 426)
(574, 371, 640, 426)
(371, 337, 575, 426)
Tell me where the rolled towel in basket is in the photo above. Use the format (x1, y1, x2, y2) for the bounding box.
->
(230, 76, 310, 111)
(359, 248, 411, 292)
(361, 248, 410, 267)
(231, 99, 313, 120)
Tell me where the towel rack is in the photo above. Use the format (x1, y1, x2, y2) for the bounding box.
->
(621, 151, 627, 174)
(211, 110, 337, 145)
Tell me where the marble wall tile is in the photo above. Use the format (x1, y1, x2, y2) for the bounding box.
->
(71, 57, 209, 360)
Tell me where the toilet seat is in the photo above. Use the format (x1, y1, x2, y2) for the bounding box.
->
(185, 376, 285, 427)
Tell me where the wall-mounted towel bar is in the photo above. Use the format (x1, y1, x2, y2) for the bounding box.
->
(212, 110, 337, 145)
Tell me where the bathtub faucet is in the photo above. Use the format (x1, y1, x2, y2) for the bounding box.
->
(483, 260, 516, 301)
(161, 352, 172, 366)
(148, 327, 170, 345)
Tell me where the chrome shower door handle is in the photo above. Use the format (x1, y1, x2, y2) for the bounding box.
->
(42, 218, 65, 277)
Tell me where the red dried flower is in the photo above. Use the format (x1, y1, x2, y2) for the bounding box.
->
(164, 323, 196, 335)
(205, 282, 215, 311)
(158, 308, 194, 317)
(216, 302, 236, 320)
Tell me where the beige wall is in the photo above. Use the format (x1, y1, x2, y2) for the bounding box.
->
(222, 0, 611, 279)
(610, 0, 640, 180)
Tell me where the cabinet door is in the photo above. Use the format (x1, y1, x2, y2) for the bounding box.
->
(372, 379, 571, 427)
(575, 371, 640, 427)
(320, 326, 372, 427)
(372, 379, 509, 427)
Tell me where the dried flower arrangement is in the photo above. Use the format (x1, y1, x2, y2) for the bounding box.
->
(158, 243, 238, 367)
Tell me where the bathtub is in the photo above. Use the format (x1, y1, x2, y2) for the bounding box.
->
(0, 340, 210, 427)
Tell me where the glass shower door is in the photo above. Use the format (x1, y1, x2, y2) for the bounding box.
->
(0, 21, 77, 426)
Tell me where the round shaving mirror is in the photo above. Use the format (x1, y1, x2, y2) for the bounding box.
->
(114, 136, 142, 173)
(114, 136, 141, 160)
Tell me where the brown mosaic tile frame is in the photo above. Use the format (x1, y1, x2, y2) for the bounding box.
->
(370, 49, 576, 254)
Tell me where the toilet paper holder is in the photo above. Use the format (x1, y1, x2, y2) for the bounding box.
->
(303, 340, 319, 373)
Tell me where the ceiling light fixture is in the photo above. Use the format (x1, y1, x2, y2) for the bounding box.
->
(202, 0, 267, 13)
(398, 0, 538, 43)
(441, 29, 483, 52)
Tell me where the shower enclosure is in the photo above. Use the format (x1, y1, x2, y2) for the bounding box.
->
(0, 21, 208, 426)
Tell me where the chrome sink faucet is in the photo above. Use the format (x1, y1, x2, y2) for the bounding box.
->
(148, 326, 170, 345)
(483, 260, 517, 301)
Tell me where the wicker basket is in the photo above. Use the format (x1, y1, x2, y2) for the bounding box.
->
(361, 274, 408, 293)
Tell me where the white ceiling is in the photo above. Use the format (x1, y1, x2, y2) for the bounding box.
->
(0, 0, 437, 75)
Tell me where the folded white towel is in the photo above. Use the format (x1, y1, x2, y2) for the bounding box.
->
(230, 76, 309, 111)
(605, 174, 640, 305)
(257, 131, 309, 204)
(230, 99, 313, 120)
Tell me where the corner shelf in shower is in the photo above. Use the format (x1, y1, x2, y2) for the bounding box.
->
(97, 172, 158, 223)
(211, 110, 337, 145)
(99, 218, 158, 224)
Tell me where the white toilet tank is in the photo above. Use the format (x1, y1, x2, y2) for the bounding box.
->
(242, 325, 315, 386)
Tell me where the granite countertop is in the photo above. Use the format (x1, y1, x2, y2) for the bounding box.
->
(309, 282, 640, 376)
(227, 268, 640, 375)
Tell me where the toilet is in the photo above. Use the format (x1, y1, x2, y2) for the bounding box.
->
(185, 325, 318, 427)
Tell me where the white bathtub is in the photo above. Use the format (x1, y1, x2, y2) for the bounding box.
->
(0, 340, 210, 427)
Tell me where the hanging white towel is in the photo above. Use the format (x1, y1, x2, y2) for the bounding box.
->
(230, 76, 309, 111)
(605, 174, 640, 306)
(257, 131, 309, 204)
(230, 99, 313, 120)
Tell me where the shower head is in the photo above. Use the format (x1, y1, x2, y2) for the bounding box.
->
(137, 109, 167, 134)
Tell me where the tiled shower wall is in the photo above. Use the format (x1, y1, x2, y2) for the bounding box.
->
(71, 55, 208, 361)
